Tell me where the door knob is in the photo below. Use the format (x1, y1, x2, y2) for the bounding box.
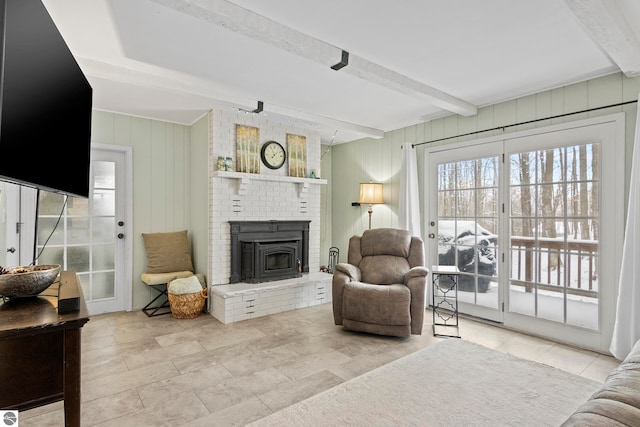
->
(117, 233, 125, 239)
(429, 233, 435, 239)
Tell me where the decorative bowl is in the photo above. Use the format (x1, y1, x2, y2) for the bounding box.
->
(0, 265, 61, 298)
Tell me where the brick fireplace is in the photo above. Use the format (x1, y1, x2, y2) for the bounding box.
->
(207, 109, 331, 323)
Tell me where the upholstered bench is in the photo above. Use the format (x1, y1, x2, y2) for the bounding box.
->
(561, 340, 640, 425)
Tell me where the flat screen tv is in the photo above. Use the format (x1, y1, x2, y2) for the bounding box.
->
(0, 0, 92, 198)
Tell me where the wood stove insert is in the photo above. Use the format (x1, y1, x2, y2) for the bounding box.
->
(229, 220, 310, 283)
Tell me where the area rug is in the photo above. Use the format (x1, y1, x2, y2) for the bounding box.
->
(249, 339, 602, 426)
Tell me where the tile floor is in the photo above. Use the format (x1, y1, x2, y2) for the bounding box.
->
(20, 303, 620, 426)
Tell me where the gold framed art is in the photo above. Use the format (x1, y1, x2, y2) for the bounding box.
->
(287, 134, 307, 178)
(235, 124, 260, 173)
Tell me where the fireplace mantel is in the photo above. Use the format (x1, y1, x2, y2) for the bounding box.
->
(213, 171, 326, 197)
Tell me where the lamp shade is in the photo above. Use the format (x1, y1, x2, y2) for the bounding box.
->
(359, 182, 384, 204)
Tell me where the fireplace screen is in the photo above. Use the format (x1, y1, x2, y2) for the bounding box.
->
(241, 240, 301, 283)
(266, 252, 291, 271)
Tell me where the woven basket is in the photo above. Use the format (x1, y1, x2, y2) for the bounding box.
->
(168, 288, 207, 319)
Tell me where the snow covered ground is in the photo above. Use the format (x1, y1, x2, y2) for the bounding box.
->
(456, 281, 598, 330)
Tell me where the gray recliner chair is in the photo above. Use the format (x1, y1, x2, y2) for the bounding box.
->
(332, 228, 429, 337)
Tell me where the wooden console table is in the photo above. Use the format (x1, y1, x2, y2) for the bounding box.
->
(0, 272, 89, 427)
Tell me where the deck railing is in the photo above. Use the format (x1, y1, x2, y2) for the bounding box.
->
(510, 237, 598, 298)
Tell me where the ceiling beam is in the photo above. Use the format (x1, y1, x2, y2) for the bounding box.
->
(78, 57, 385, 138)
(564, 0, 640, 77)
(149, 0, 478, 117)
(263, 103, 385, 139)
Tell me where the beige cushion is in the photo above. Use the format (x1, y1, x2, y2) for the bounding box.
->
(168, 275, 203, 295)
(142, 230, 194, 274)
(141, 271, 193, 286)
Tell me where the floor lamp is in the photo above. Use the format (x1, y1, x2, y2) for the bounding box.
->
(359, 181, 384, 229)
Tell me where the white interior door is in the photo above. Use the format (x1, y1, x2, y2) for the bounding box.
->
(0, 183, 19, 267)
(0, 183, 37, 268)
(34, 145, 132, 314)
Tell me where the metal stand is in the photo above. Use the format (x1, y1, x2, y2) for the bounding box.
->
(142, 284, 172, 317)
(431, 265, 461, 338)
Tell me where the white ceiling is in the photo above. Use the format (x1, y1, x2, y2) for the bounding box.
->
(41, 0, 640, 145)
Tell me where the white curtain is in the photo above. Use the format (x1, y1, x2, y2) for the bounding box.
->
(398, 143, 421, 236)
(610, 94, 640, 360)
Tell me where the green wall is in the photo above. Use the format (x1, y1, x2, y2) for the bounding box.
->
(319, 143, 333, 267)
(329, 72, 640, 259)
(189, 114, 210, 283)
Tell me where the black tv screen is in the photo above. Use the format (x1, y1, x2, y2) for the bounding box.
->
(0, 0, 92, 198)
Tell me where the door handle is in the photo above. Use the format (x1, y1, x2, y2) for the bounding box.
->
(6, 247, 16, 253)
(428, 233, 435, 239)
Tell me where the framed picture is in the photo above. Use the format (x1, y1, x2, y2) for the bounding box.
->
(287, 134, 307, 178)
(235, 124, 260, 173)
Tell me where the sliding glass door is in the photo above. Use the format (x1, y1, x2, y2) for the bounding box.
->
(426, 115, 624, 352)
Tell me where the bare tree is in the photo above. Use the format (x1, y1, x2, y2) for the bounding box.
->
(540, 149, 557, 238)
(579, 144, 589, 240)
(591, 143, 599, 241)
(571, 146, 578, 239)
(540, 149, 560, 271)
(590, 143, 599, 280)
(518, 154, 534, 288)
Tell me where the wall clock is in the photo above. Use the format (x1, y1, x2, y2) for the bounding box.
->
(260, 140, 286, 170)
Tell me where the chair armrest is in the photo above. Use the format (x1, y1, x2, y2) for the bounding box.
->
(332, 263, 361, 326)
(335, 263, 362, 281)
(404, 266, 429, 283)
(404, 266, 429, 335)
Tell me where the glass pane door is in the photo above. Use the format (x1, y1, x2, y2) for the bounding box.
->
(508, 144, 599, 330)
(36, 162, 116, 301)
(35, 148, 129, 314)
(429, 142, 503, 322)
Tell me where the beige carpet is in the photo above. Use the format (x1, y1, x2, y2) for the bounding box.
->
(249, 339, 601, 427)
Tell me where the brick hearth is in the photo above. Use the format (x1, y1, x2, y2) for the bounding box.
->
(210, 272, 332, 324)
